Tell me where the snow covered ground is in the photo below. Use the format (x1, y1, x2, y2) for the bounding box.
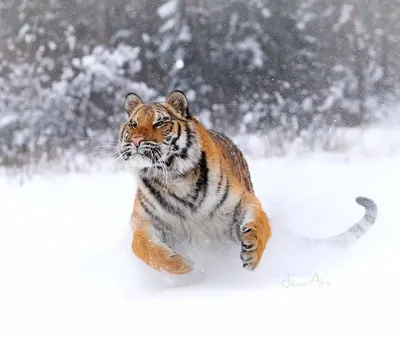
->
(1, 149, 399, 335)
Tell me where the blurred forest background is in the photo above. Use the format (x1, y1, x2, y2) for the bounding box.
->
(1, 0, 399, 168)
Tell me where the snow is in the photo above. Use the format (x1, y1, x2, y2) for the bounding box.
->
(237, 37, 264, 68)
(159, 18, 176, 34)
(174, 59, 185, 70)
(81, 45, 142, 77)
(17, 23, 30, 39)
(178, 24, 191, 42)
(157, 0, 177, 19)
(333, 4, 353, 32)
(261, 8, 272, 18)
(0, 114, 18, 128)
(1, 146, 399, 334)
(302, 96, 313, 111)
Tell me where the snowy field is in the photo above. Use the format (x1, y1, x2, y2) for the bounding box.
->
(1, 141, 399, 335)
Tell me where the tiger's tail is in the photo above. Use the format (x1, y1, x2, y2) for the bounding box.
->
(306, 196, 378, 247)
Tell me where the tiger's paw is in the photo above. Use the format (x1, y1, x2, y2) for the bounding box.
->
(158, 253, 193, 275)
(240, 222, 264, 271)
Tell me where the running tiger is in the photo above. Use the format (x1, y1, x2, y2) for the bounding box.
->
(118, 90, 378, 275)
(118, 90, 271, 274)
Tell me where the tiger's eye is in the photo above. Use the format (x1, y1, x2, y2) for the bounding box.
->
(129, 121, 138, 128)
(154, 120, 166, 128)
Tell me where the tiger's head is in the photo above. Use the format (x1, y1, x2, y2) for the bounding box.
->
(118, 90, 200, 173)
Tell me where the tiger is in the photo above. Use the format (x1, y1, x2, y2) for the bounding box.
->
(118, 90, 272, 274)
(118, 90, 380, 274)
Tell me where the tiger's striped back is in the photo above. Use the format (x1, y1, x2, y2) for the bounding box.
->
(208, 129, 254, 194)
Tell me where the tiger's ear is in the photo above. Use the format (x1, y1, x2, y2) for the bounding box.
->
(124, 93, 143, 115)
(165, 90, 190, 118)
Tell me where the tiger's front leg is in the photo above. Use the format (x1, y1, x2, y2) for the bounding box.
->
(239, 193, 272, 270)
(131, 218, 192, 275)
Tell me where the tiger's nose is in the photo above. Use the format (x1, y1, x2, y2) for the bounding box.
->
(132, 137, 144, 148)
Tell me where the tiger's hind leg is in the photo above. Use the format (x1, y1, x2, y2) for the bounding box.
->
(239, 193, 272, 270)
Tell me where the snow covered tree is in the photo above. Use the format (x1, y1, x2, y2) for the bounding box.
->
(1, 0, 400, 167)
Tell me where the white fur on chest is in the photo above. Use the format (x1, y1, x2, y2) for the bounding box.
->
(137, 165, 242, 247)
(175, 193, 239, 245)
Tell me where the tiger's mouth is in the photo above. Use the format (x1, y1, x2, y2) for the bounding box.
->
(120, 143, 163, 165)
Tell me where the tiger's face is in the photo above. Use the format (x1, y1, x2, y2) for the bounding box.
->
(118, 90, 193, 170)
